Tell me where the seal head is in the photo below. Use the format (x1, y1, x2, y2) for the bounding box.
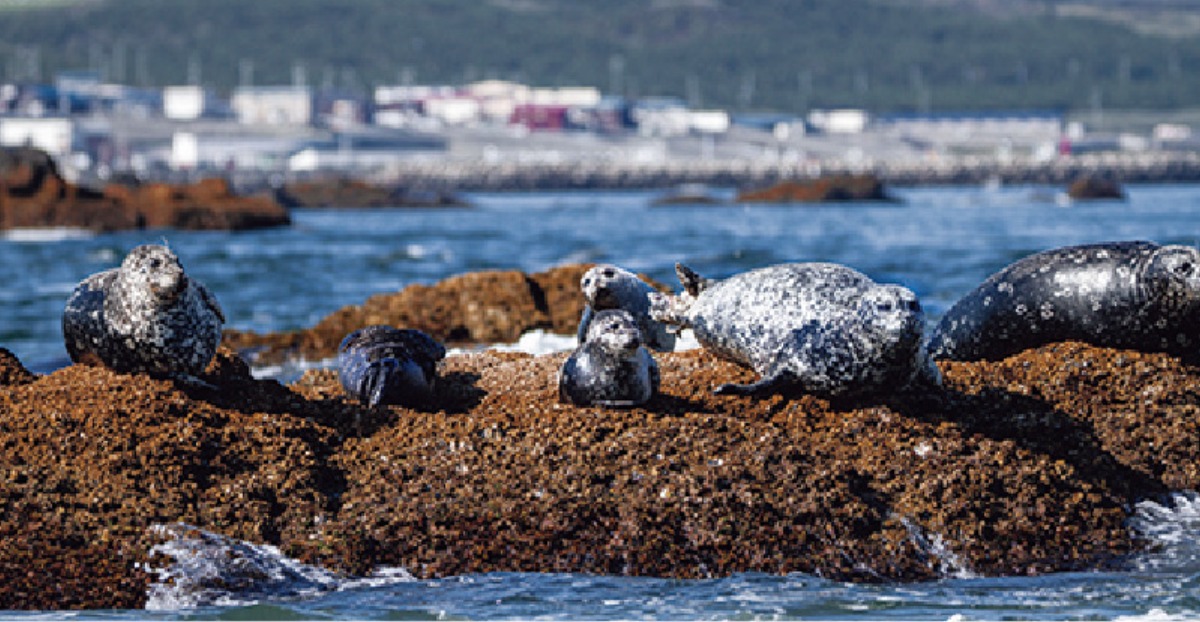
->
(337, 325, 446, 408)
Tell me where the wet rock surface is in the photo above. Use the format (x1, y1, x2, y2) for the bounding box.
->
(0, 147, 289, 232)
(1, 332, 1199, 609)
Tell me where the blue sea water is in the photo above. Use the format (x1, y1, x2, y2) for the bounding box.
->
(2, 184, 1200, 619)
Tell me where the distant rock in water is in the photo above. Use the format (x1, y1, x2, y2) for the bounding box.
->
(0, 146, 289, 232)
(1067, 176, 1126, 201)
(737, 174, 897, 203)
(276, 177, 468, 208)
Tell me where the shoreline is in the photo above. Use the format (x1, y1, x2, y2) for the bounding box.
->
(369, 151, 1200, 193)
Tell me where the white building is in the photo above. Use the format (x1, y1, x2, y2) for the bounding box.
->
(808, 109, 870, 134)
(231, 86, 313, 126)
(0, 116, 75, 156)
(163, 86, 210, 120)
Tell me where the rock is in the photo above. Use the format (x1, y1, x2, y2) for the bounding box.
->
(223, 264, 600, 365)
(276, 177, 468, 208)
(2, 338, 1199, 608)
(1067, 176, 1126, 201)
(0, 147, 290, 232)
(0, 347, 35, 386)
(736, 174, 897, 203)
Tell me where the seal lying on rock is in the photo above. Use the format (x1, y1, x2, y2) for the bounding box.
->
(651, 262, 937, 397)
(577, 264, 675, 352)
(62, 243, 225, 378)
(927, 240, 1200, 362)
(337, 325, 446, 408)
(559, 309, 659, 407)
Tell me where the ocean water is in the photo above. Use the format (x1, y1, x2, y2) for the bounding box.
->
(2, 184, 1200, 618)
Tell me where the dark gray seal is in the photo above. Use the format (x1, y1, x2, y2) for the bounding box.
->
(559, 309, 659, 408)
(926, 240, 1200, 362)
(577, 264, 675, 352)
(62, 244, 225, 378)
(650, 262, 938, 397)
(337, 325, 446, 407)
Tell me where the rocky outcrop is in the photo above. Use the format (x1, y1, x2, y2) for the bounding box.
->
(223, 264, 602, 365)
(1067, 176, 1126, 201)
(0, 147, 290, 232)
(276, 177, 468, 208)
(1, 337, 1198, 609)
(736, 174, 897, 203)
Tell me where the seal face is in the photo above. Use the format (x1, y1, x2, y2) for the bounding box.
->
(559, 309, 660, 408)
(650, 262, 937, 398)
(926, 241, 1200, 362)
(337, 325, 446, 408)
(576, 264, 675, 352)
(62, 244, 225, 377)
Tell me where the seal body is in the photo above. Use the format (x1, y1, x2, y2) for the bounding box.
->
(927, 240, 1200, 362)
(62, 244, 225, 377)
(651, 262, 936, 397)
(338, 325, 446, 407)
(559, 309, 659, 407)
(576, 264, 675, 352)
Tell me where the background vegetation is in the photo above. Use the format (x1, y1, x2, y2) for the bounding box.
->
(0, 0, 1197, 114)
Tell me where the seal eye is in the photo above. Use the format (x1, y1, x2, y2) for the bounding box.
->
(582, 278, 591, 287)
(1174, 261, 1194, 277)
(875, 301, 895, 313)
(602, 269, 615, 278)
(149, 258, 162, 270)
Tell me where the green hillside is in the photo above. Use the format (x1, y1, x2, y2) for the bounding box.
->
(0, 0, 1196, 113)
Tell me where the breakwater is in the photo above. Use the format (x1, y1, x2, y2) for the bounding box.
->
(374, 151, 1200, 192)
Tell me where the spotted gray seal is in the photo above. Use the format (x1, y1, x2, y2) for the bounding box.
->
(62, 244, 225, 378)
(576, 264, 675, 352)
(559, 309, 659, 407)
(650, 262, 937, 397)
(926, 240, 1200, 362)
(337, 325, 446, 408)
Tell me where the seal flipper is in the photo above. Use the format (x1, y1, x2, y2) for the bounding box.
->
(675, 263, 710, 297)
(714, 369, 797, 396)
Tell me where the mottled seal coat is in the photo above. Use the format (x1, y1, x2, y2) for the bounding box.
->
(927, 240, 1200, 362)
(576, 264, 675, 352)
(650, 262, 937, 397)
(338, 325, 446, 408)
(62, 244, 225, 378)
(559, 309, 660, 407)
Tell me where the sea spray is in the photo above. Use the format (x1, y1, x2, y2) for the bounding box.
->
(1128, 491, 1200, 573)
(143, 523, 413, 610)
(898, 516, 977, 579)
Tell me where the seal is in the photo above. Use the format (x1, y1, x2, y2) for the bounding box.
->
(577, 264, 675, 352)
(62, 243, 225, 379)
(337, 325, 446, 408)
(650, 262, 937, 398)
(926, 240, 1200, 362)
(559, 309, 659, 407)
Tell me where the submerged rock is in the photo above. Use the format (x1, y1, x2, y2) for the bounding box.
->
(1, 335, 1199, 609)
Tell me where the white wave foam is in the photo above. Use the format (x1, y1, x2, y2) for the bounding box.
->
(1129, 491, 1200, 573)
(898, 516, 977, 579)
(249, 355, 337, 382)
(2, 227, 94, 242)
(487, 329, 578, 355)
(143, 523, 413, 611)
